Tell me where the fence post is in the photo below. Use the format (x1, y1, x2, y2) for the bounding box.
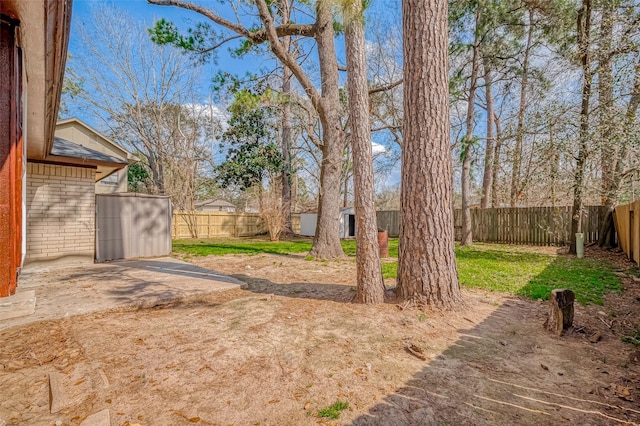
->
(234, 213, 238, 238)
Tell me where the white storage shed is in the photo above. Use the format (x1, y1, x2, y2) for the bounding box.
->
(299, 207, 356, 238)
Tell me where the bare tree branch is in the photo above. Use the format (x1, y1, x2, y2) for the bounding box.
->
(369, 79, 403, 95)
(253, 0, 322, 111)
(195, 34, 244, 53)
(147, 0, 315, 43)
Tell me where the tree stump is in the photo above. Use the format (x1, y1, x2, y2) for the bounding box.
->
(544, 289, 575, 336)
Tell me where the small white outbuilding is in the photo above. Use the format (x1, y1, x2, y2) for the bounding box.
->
(299, 207, 356, 238)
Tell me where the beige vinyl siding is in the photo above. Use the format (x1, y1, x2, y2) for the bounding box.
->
(55, 121, 129, 193)
(54, 123, 127, 159)
(96, 168, 128, 194)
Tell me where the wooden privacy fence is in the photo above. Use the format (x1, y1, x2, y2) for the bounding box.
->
(615, 201, 639, 263)
(454, 206, 605, 246)
(176, 206, 605, 246)
(377, 206, 606, 246)
(376, 211, 400, 237)
(172, 211, 301, 239)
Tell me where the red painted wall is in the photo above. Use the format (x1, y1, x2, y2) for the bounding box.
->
(0, 16, 21, 297)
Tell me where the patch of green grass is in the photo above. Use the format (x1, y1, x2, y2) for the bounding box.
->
(174, 237, 399, 258)
(333, 238, 399, 257)
(517, 257, 620, 305)
(383, 244, 620, 305)
(340, 240, 357, 256)
(455, 245, 551, 294)
(317, 400, 349, 419)
(381, 262, 397, 279)
(174, 238, 620, 306)
(455, 246, 620, 305)
(173, 239, 313, 256)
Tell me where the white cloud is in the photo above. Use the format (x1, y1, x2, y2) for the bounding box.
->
(184, 103, 227, 121)
(372, 142, 387, 154)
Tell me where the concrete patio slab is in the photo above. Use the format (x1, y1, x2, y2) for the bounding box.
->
(0, 290, 36, 321)
(0, 257, 246, 331)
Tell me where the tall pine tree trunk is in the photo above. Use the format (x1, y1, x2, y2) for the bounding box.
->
(280, 65, 293, 236)
(397, 0, 462, 307)
(597, 3, 615, 247)
(281, 66, 293, 235)
(491, 114, 502, 208)
(343, 144, 350, 208)
(278, 0, 293, 236)
(344, 0, 385, 304)
(570, 0, 593, 255)
(599, 3, 614, 202)
(550, 125, 559, 207)
(511, 8, 533, 207)
(480, 59, 495, 209)
(309, 0, 346, 259)
(461, 35, 480, 247)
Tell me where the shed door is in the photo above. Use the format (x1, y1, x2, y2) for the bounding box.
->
(348, 214, 356, 237)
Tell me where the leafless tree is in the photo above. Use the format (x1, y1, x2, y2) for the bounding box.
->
(66, 5, 217, 211)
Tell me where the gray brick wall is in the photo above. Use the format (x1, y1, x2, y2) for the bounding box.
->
(26, 163, 96, 263)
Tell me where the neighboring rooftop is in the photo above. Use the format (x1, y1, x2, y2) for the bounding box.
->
(51, 137, 128, 165)
(196, 199, 236, 209)
(56, 118, 138, 163)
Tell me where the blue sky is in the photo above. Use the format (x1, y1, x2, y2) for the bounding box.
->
(68, 0, 403, 187)
(69, 0, 402, 101)
(70, 0, 258, 97)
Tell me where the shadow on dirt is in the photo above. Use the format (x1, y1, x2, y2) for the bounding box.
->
(232, 274, 356, 303)
(347, 297, 639, 425)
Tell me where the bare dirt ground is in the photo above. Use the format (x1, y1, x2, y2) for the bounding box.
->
(1, 247, 639, 425)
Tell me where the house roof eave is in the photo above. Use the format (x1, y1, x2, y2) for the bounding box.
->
(4, 0, 73, 160)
